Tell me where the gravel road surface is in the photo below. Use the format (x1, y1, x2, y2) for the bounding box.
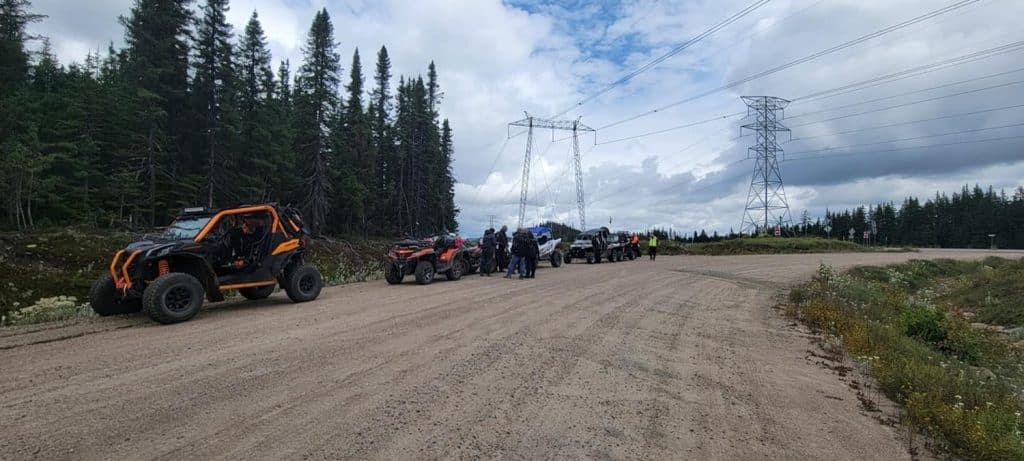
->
(1, 249, 1016, 460)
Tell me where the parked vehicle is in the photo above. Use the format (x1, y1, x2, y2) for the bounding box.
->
(565, 226, 624, 264)
(385, 234, 469, 285)
(90, 204, 322, 324)
(527, 226, 564, 267)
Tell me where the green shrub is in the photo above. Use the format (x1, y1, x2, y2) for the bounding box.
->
(901, 306, 946, 343)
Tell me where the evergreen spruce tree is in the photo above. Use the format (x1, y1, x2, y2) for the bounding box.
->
(120, 0, 194, 225)
(192, 0, 237, 207)
(333, 49, 373, 234)
(293, 8, 340, 234)
(235, 11, 276, 202)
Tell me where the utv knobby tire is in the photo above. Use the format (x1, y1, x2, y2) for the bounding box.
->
(415, 261, 435, 285)
(550, 251, 563, 268)
(239, 285, 275, 300)
(142, 273, 205, 324)
(586, 253, 595, 264)
(616, 251, 624, 262)
(446, 259, 466, 281)
(284, 265, 323, 302)
(89, 274, 142, 316)
(385, 263, 404, 285)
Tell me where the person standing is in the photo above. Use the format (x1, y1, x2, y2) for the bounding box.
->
(480, 228, 496, 276)
(505, 228, 527, 279)
(496, 225, 509, 271)
(630, 233, 640, 260)
(525, 229, 540, 278)
(648, 234, 659, 261)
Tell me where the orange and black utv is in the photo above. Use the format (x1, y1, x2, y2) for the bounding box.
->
(89, 204, 323, 324)
(384, 234, 469, 285)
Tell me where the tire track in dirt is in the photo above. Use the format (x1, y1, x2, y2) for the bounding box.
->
(0, 250, 1012, 460)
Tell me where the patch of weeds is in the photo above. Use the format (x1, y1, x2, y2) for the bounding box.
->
(787, 259, 1024, 460)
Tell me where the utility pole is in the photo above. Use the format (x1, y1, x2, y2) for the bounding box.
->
(740, 96, 792, 235)
(508, 113, 595, 229)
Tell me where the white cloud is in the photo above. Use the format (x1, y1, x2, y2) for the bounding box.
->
(26, 0, 1024, 235)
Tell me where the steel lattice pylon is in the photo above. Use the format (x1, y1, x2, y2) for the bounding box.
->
(509, 113, 595, 229)
(740, 96, 792, 235)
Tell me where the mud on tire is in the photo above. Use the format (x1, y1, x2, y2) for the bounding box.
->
(283, 264, 323, 302)
(89, 274, 142, 316)
(142, 272, 205, 324)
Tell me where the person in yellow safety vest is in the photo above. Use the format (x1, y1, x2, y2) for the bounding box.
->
(648, 235, 659, 261)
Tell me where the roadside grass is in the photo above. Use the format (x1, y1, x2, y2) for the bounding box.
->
(681, 237, 890, 256)
(787, 259, 1024, 460)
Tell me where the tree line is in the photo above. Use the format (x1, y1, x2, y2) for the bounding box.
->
(664, 184, 1024, 249)
(0, 0, 458, 236)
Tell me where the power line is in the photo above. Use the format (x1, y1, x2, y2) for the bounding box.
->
(595, 112, 745, 145)
(550, 0, 772, 119)
(790, 41, 1024, 109)
(788, 78, 1024, 128)
(786, 121, 1024, 156)
(595, 0, 981, 131)
(790, 102, 1024, 141)
(785, 134, 1024, 162)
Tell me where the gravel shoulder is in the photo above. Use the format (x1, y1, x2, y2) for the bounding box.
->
(0, 249, 1017, 460)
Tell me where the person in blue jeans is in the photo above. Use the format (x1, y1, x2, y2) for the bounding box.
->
(505, 228, 528, 279)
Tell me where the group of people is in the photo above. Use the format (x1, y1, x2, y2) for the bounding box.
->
(477, 225, 542, 279)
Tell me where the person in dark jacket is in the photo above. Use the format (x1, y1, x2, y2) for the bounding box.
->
(495, 225, 509, 271)
(479, 228, 496, 276)
(505, 228, 528, 279)
(525, 230, 540, 278)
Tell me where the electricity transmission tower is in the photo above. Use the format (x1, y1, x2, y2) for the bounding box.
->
(508, 113, 595, 229)
(740, 96, 792, 235)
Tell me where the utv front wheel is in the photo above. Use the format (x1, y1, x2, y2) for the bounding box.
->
(89, 274, 142, 316)
(239, 285, 275, 300)
(142, 273, 205, 324)
(385, 263, 404, 285)
(551, 251, 563, 268)
(446, 259, 466, 281)
(415, 261, 435, 285)
(284, 265, 323, 302)
(585, 253, 594, 264)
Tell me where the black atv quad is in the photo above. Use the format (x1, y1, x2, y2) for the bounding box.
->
(90, 204, 324, 324)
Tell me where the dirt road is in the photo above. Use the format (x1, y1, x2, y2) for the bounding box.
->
(0, 249, 1016, 460)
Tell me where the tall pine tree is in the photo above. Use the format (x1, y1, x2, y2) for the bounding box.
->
(192, 0, 236, 207)
(293, 8, 340, 234)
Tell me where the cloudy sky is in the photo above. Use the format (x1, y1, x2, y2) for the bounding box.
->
(27, 0, 1024, 235)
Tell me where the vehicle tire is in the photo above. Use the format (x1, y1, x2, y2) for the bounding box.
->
(142, 272, 205, 324)
(616, 251, 624, 262)
(565, 255, 573, 264)
(385, 263, 404, 285)
(284, 264, 323, 302)
(446, 258, 466, 281)
(586, 252, 595, 264)
(415, 260, 435, 285)
(239, 285, 275, 300)
(550, 251, 563, 268)
(89, 274, 142, 316)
